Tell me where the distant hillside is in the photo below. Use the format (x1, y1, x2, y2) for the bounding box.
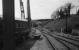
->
(45, 15, 79, 32)
(32, 19, 53, 26)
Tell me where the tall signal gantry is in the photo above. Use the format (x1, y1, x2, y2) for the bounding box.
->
(20, 0, 25, 19)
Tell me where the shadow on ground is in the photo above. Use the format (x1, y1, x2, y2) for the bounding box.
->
(15, 39, 37, 50)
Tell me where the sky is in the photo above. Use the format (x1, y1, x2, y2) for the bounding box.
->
(0, 0, 79, 20)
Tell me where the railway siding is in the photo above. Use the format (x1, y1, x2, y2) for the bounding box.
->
(43, 33, 69, 50)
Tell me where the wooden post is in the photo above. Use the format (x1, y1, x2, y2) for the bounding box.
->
(61, 28, 62, 33)
(27, 0, 32, 32)
(2, 0, 15, 50)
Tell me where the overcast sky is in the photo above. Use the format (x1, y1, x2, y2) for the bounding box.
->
(0, 0, 79, 20)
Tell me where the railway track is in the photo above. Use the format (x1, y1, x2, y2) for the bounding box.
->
(43, 34, 58, 50)
(37, 28, 79, 44)
(36, 28, 79, 50)
(49, 34, 79, 47)
(45, 31, 79, 47)
(55, 38, 79, 50)
(48, 34, 79, 50)
(50, 32, 79, 42)
(43, 29, 79, 42)
(43, 34, 71, 50)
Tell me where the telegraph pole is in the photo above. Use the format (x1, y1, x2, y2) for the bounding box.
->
(65, 4, 71, 33)
(2, 0, 15, 50)
(27, 0, 32, 32)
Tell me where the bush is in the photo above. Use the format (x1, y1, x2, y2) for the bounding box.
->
(72, 32, 79, 36)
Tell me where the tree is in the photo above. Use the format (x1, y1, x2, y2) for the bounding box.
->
(51, 3, 74, 20)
